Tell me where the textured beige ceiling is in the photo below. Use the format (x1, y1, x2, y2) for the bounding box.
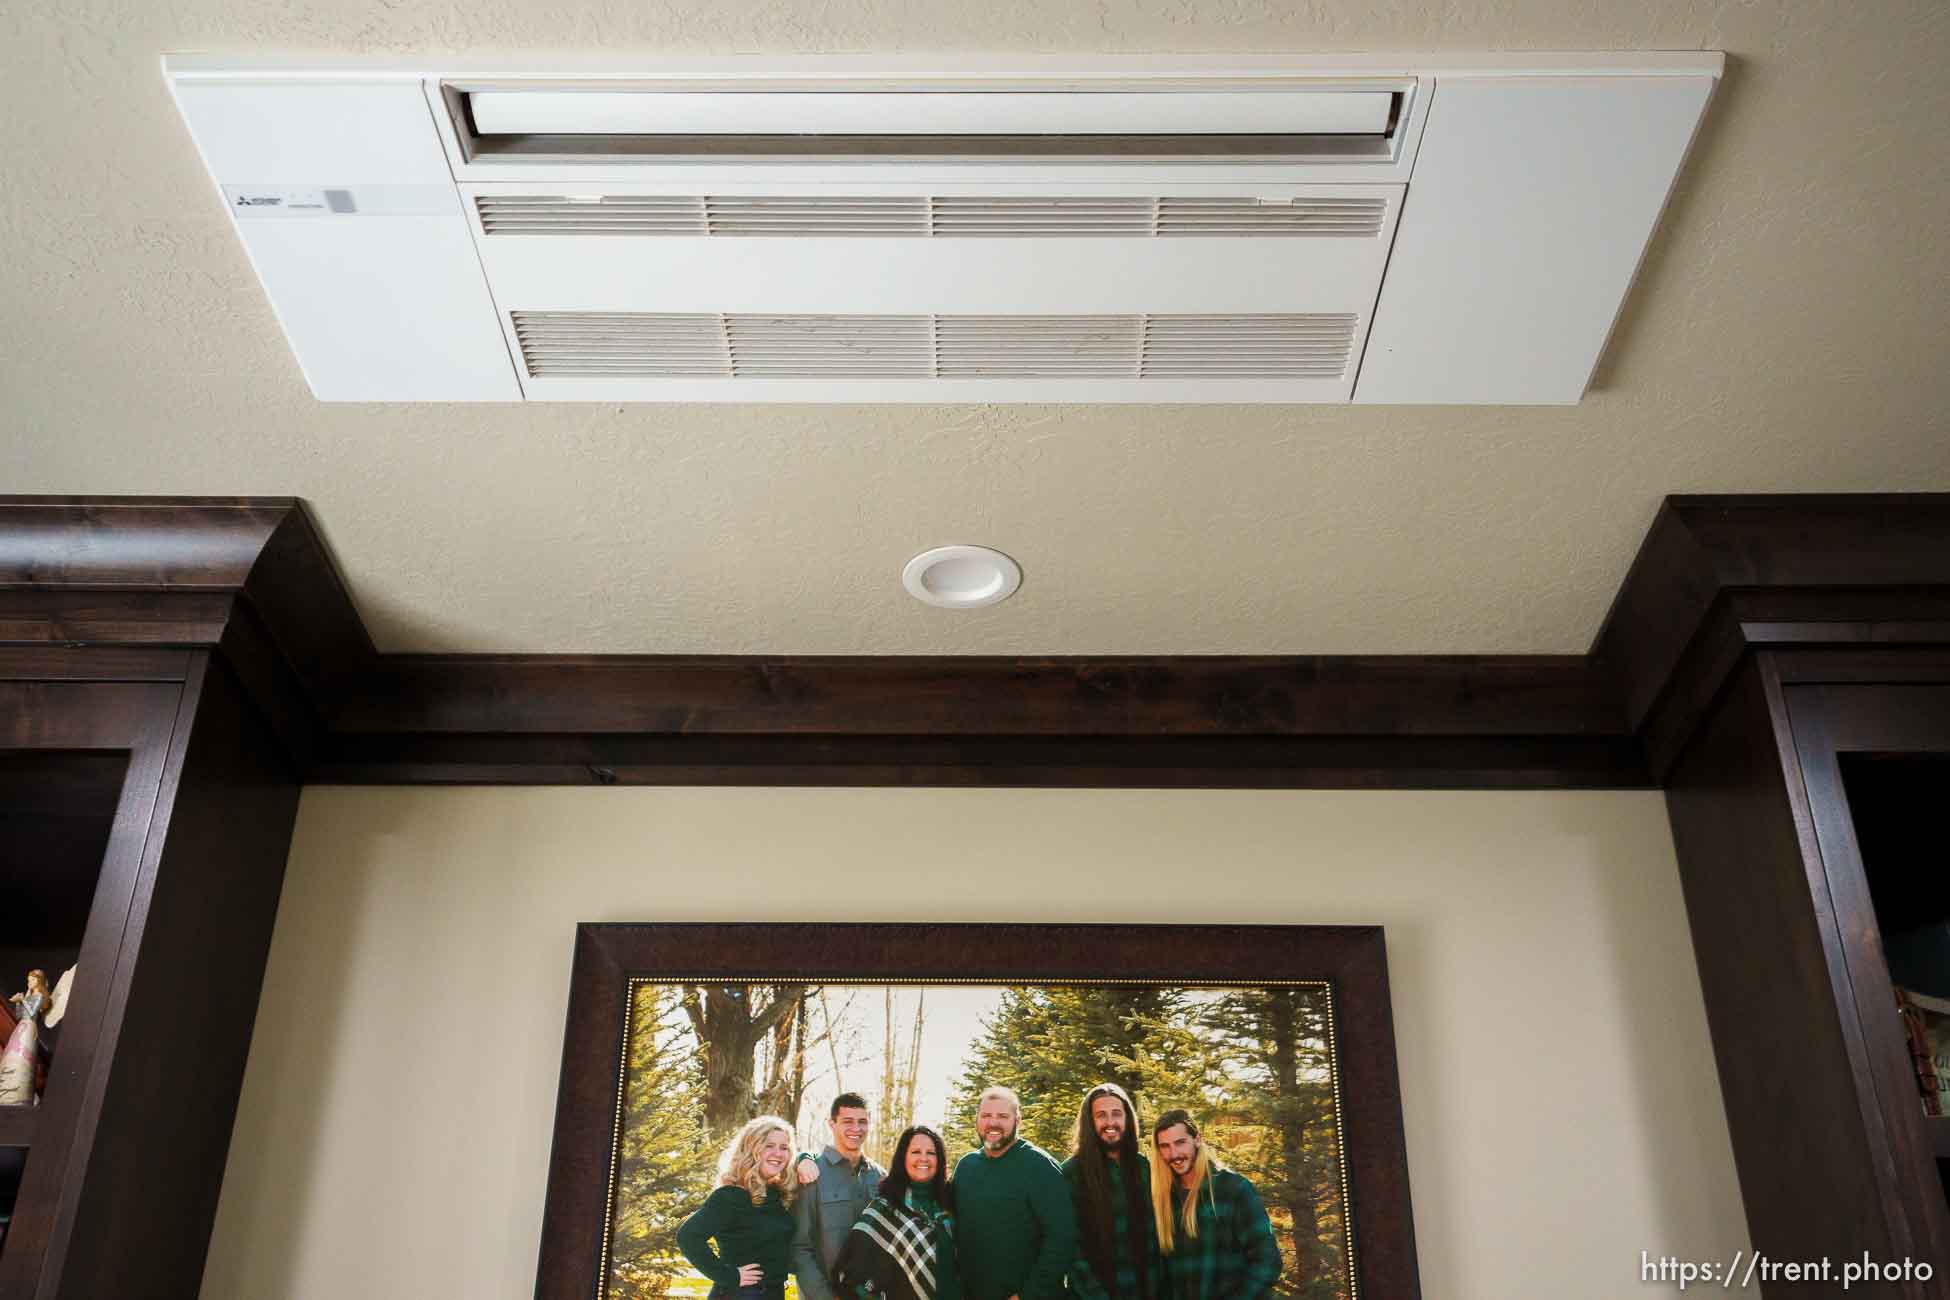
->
(5, 1, 1948, 655)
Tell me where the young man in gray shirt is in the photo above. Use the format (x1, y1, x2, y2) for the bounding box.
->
(791, 1092, 885, 1300)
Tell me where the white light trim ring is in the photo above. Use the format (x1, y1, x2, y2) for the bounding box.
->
(902, 545, 1023, 609)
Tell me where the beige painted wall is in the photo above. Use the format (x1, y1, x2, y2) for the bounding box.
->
(200, 787, 1747, 1300)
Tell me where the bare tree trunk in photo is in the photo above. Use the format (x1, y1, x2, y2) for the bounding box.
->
(878, 987, 901, 1160)
(820, 987, 846, 1092)
(683, 983, 805, 1135)
(757, 987, 813, 1125)
(789, 987, 809, 1121)
(903, 991, 925, 1122)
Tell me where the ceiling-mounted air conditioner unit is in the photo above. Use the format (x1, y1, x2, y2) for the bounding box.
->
(164, 54, 1720, 404)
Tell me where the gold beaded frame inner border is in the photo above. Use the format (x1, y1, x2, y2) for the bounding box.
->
(598, 976, 1355, 1300)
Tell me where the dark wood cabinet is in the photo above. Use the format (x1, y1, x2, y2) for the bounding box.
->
(0, 666, 186, 1297)
(1667, 660, 1950, 1297)
(1787, 684, 1950, 1275)
(0, 650, 300, 1299)
(0, 498, 352, 1299)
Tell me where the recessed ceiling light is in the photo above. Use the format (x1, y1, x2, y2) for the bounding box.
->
(902, 545, 1022, 610)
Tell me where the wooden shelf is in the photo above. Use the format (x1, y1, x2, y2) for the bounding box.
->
(0, 1105, 37, 1150)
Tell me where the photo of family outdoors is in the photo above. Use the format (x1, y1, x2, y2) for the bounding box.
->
(602, 982, 1352, 1300)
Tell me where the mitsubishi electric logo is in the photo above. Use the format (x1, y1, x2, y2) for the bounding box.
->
(227, 188, 346, 213)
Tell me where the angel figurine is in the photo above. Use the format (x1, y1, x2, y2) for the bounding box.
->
(1, 969, 60, 1106)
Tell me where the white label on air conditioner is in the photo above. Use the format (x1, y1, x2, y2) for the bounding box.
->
(222, 185, 459, 218)
(226, 186, 341, 215)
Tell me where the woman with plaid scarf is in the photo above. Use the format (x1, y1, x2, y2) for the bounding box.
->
(833, 1125, 962, 1300)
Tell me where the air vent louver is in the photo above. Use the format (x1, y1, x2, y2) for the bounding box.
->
(512, 313, 731, 376)
(510, 312, 1357, 379)
(708, 197, 929, 236)
(935, 317, 1140, 376)
(724, 315, 932, 376)
(1140, 315, 1358, 376)
(477, 195, 1387, 238)
(1154, 197, 1386, 236)
(929, 197, 1156, 236)
(479, 196, 708, 235)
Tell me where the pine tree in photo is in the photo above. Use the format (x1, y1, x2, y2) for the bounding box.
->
(609, 983, 722, 1300)
(1199, 988, 1345, 1300)
(945, 985, 1213, 1157)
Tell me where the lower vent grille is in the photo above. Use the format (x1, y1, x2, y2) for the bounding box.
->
(511, 313, 1358, 379)
(477, 195, 1386, 238)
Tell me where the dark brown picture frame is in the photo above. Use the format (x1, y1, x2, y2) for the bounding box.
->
(532, 923, 1422, 1300)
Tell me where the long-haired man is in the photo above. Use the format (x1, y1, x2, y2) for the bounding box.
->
(1062, 1083, 1161, 1300)
(1148, 1109, 1281, 1300)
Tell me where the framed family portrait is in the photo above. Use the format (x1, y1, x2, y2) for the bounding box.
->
(534, 924, 1420, 1300)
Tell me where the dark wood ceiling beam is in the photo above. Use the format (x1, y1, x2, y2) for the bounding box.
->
(4, 493, 1948, 788)
(309, 731, 1648, 788)
(325, 654, 1620, 737)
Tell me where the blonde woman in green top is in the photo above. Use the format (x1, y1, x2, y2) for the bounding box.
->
(680, 1115, 803, 1300)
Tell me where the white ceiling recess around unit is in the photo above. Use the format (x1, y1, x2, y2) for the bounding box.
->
(164, 53, 1721, 405)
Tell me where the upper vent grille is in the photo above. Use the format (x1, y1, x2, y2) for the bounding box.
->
(511, 312, 1358, 380)
(477, 195, 1387, 238)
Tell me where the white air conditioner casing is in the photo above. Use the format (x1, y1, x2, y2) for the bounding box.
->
(164, 54, 1721, 404)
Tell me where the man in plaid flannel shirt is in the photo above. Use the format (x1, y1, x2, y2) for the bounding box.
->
(1061, 1083, 1161, 1300)
(1150, 1109, 1282, 1300)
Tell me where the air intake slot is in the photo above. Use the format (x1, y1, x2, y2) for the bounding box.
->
(477, 195, 1388, 238)
(463, 88, 1397, 136)
(510, 312, 1358, 379)
(441, 84, 1407, 164)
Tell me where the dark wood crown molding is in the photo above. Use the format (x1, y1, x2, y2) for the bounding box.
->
(1591, 494, 1950, 779)
(5, 493, 1948, 787)
(0, 497, 370, 663)
(0, 497, 372, 768)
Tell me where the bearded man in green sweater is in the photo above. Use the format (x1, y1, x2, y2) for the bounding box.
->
(952, 1085, 1078, 1300)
